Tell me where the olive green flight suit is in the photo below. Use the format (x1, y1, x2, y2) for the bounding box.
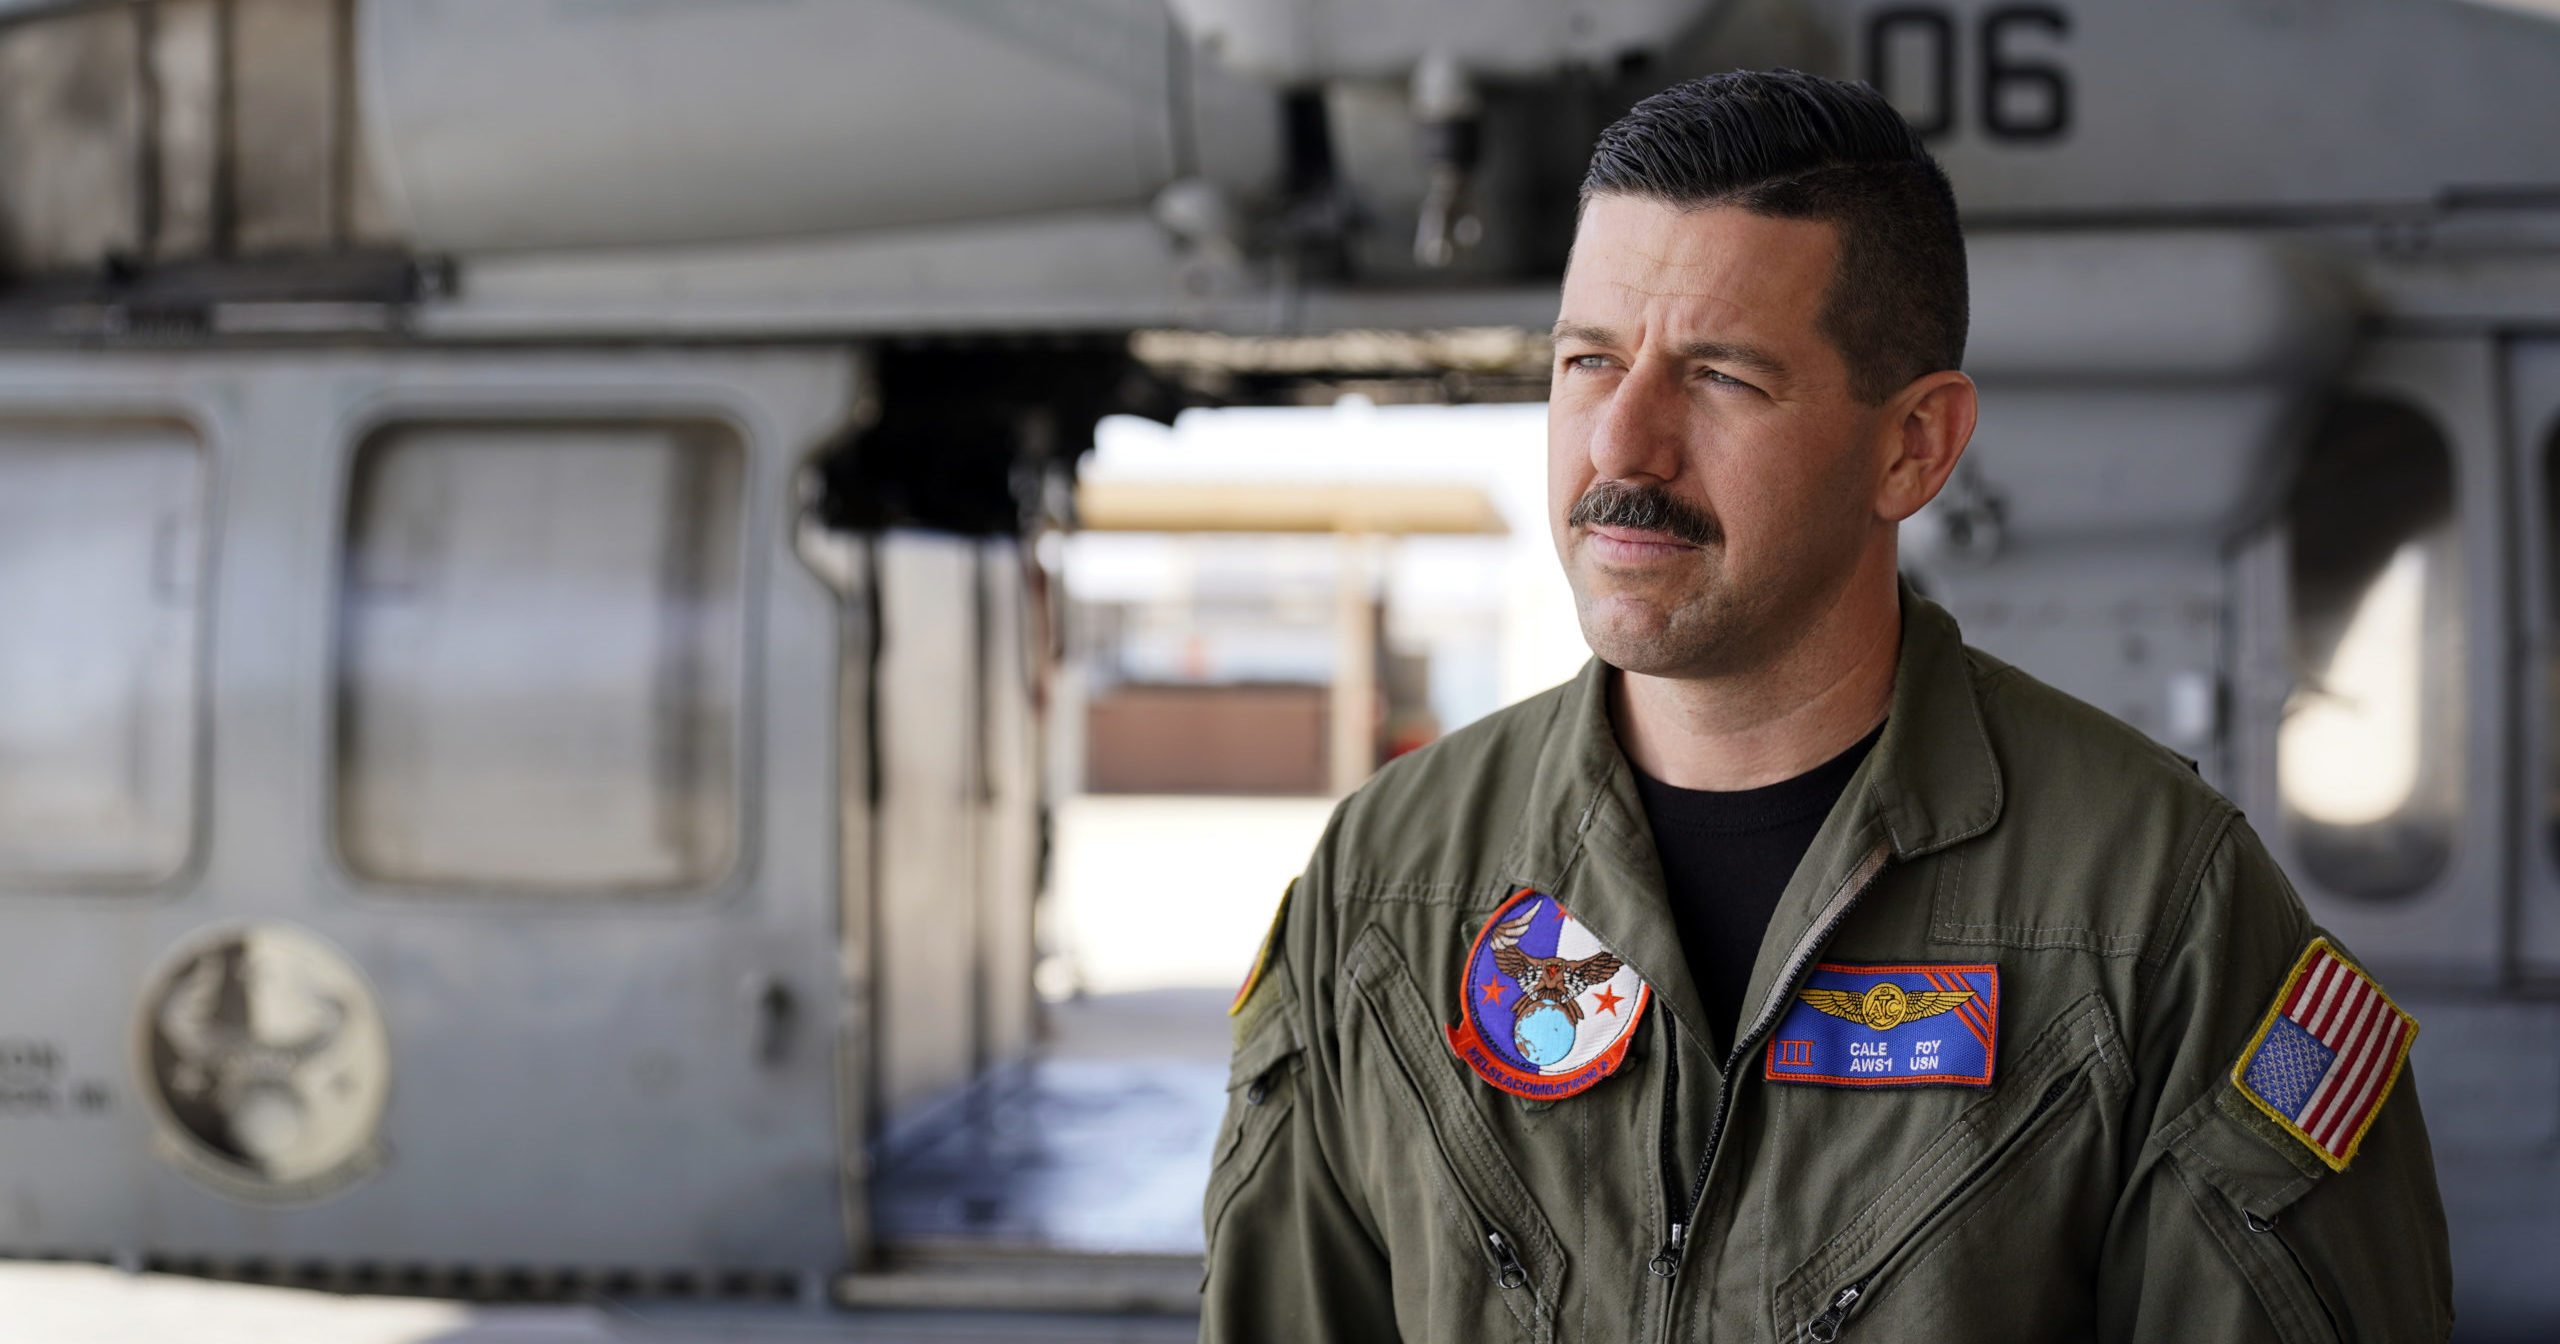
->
(1204, 589, 2452, 1343)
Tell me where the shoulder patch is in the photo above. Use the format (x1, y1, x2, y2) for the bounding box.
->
(1444, 888, 1650, 1100)
(1230, 879, 1294, 1017)
(2232, 938, 2418, 1172)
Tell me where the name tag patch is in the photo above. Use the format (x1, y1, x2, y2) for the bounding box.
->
(1765, 962, 1999, 1088)
(1446, 888, 1650, 1100)
(2233, 938, 2417, 1172)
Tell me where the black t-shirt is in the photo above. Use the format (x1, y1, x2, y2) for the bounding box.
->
(1632, 723, 1883, 1043)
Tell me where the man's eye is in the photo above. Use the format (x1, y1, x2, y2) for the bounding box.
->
(1704, 368, 1744, 386)
(1567, 354, 1612, 371)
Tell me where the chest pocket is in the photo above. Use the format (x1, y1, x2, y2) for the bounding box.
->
(1771, 993, 2134, 1342)
(1342, 924, 1567, 1344)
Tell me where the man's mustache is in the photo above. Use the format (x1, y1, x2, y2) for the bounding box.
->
(1567, 481, 1720, 548)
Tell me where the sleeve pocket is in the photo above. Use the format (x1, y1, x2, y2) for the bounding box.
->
(2164, 1091, 2342, 1344)
(1204, 958, 1304, 1259)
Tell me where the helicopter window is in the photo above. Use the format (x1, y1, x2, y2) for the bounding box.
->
(0, 422, 203, 885)
(336, 421, 744, 892)
(2277, 396, 2460, 901)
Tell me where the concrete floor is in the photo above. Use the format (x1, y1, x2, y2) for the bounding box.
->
(0, 1262, 1198, 1344)
(0, 991, 1229, 1343)
(871, 990, 1229, 1258)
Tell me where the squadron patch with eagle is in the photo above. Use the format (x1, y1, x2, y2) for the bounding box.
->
(1765, 961, 2000, 1088)
(1446, 889, 1650, 1100)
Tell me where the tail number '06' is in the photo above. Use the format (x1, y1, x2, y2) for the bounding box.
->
(1864, 5, 2073, 142)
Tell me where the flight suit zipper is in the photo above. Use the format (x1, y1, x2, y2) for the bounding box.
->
(2249, 1210, 2344, 1340)
(1486, 1224, 1531, 1290)
(1647, 840, 1895, 1333)
(1445, 1145, 1533, 1292)
(1806, 1281, 1868, 1342)
(1649, 1013, 1684, 1279)
(1439, 1121, 1532, 1291)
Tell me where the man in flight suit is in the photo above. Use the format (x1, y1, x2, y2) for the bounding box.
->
(1203, 69, 2452, 1342)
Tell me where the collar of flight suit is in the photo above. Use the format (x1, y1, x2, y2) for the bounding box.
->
(1496, 581, 2007, 1061)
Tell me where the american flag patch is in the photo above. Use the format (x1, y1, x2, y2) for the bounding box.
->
(2232, 939, 2418, 1171)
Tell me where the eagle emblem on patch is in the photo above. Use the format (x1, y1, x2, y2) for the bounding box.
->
(2233, 938, 2418, 1171)
(1445, 889, 1649, 1100)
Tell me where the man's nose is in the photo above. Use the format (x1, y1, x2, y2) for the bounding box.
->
(1584, 358, 1688, 485)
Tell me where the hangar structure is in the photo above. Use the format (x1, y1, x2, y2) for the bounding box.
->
(0, 0, 2552, 1335)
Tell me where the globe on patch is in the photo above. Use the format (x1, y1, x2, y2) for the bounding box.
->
(1511, 1001, 1577, 1068)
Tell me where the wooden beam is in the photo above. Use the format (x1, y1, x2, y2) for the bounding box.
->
(1075, 480, 1508, 536)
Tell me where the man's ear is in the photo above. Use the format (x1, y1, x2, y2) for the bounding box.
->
(1874, 370, 1978, 524)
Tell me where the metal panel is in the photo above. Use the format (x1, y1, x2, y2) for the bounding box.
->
(1923, 382, 2300, 785)
(2507, 341, 2560, 983)
(356, 0, 1183, 252)
(1914, 546, 2228, 778)
(2233, 337, 2509, 986)
(979, 543, 1044, 1068)
(0, 347, 860, 1279)
(873, 533, 985, 1129)
(229, 0, 348, 255)
(1837, 0, 2560, 217)
(1906, 231, 2350, 787)
(1166, 0, 1701, 79)
(147, 0, 223, 261)
(0, 6, 146, 273)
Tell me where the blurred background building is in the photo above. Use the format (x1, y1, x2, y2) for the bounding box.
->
(0, 0, 2551, 1339)
(1046, 400, 1574, 998)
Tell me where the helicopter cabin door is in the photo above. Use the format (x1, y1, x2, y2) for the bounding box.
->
(0, 346, 862, 1292)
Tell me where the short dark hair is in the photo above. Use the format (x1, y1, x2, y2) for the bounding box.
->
(1581, 69, 1966, 404)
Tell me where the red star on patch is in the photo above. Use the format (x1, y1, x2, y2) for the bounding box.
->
(1479, 981, 1505, 1004)
(1591, 985, 1624, 1016)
